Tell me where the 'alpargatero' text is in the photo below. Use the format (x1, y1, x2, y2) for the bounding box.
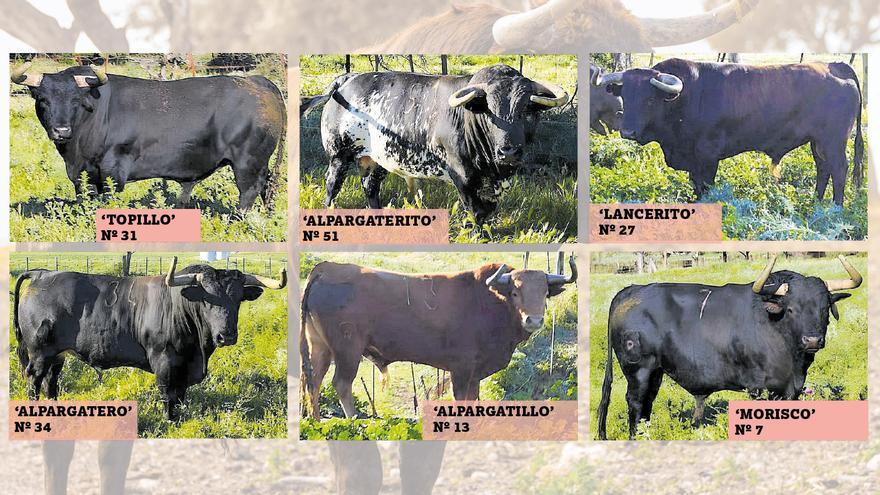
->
(304, 214, 436, 227)
(434, 405, 553, 417)
(15, 405, 132, 417)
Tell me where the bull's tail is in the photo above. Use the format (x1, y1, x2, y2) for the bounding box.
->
(299, 73, 354, 117)
(299, 271, 320, 419)
(830, 62, 865, 189)
(597, 297, 619, 440)
(13, 271, 38, 376)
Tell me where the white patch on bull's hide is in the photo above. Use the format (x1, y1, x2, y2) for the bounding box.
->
(335, 95, 452, 182)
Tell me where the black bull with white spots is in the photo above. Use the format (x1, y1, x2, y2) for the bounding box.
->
(300, 257, 577, 418)
(303, 64, 569, 224)
(13, 257, 287, 420)
(597, 58, 864, 204)
(597, 255, 862, 440)
(11, 63, 286, 209)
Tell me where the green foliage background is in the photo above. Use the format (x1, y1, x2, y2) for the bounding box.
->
(299, 251, 577, 440)
(9, 54, 288, 242)
(299, 55, 577, 243)
(589, 253, 868, 440)
(9, 252, 288, 439)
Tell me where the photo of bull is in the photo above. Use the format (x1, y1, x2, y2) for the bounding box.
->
(12, 257, 287, 420)
(10, 62, 286, 209)
(302, 64, 569, 224)
(300, 256, 577, 418)
(597, 254, 862, 440)
(589, 63, 623, 135)
(596, 58, 864, 204)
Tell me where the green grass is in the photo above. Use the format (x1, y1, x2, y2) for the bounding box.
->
(299, 251, 578, 440)
(589, 253, 868, 441)
(9, 252, 288, 439)
(9, 54, 288, 242)
(300, 55, 577, 244)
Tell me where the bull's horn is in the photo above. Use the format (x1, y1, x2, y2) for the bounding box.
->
(547, 256, 577, 285)
(486, 264, 512, 287)
(650, 73, 683, 94)
(244, 269, 288, 290)
(752, 254, 778, 293)
(448, 85, 485, 108)
(10, 62, 42, 87)
(825, 256, 862, 291)
(531, 80, 569, 107)
(74, 66, 109, 88)
(639, 0, 760, 48)
(491, 0, 578, 49)
(491, 0, 757, 50)
(165, 256, 200, 287)
(595, 72, 623, 86)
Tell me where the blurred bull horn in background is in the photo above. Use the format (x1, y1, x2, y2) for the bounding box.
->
(491, 0, 760, 50)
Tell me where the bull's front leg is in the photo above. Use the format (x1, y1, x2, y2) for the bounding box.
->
(449, 174, 497, 226)
(151, 352, 187, 420)
(66, 161, 100, 199)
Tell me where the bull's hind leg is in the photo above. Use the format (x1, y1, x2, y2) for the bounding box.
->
(622, 361, 658, 439)
(177, 181, 196, 205)
(232, 157, 270, 210)
(361, 165, 388, 209)
(811, 141, 831, 201)
(26, 355, 51, 400)
(307, 343, 333, 418)
(325, 156, 352, 207)
(692, 394, 708, 425)
(43, 356, 65, 400)
(640, 368, 664, 422)
(331, 352, 362, 418)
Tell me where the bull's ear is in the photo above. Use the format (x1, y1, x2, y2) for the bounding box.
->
(243, 286, 264, 301)
(829, 293, 851, 321)
(180, 287, 205, 302)
(548, 285, 567, 297)
(763, 301, 784, 315)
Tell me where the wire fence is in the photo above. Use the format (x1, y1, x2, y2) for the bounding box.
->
(11, 254, 286, 278)
(9, 53, 288, 97)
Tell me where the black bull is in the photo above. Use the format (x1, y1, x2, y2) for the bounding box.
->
(13, 257, 286, 419)
(11, 63, 286, 209)
(598, 58, 864, 204)
(302, 64, 569, 224)
(597, 255, 862, 440)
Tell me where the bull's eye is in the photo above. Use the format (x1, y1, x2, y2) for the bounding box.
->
(512, 290, 520, 298)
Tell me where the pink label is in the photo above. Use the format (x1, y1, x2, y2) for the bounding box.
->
(300, 209, 449, 244)
(421, 400, 577, 440)
(589, 203, 722, 242)
(96, 209, 201, 242)
(728, 400, 867, 441)
(10, 401, 137, 440)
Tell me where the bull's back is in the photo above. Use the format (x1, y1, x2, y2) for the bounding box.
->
(320, 72, 461, 180)
(18, 273, 148, 368)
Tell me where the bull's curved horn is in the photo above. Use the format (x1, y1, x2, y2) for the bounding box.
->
(244, 269, 288, 290)
(640, 0, 760, 47)
(595, 72, 624, 86)
(752, 254, 778, 294)
(650, 73, 683, 94)
(92, 65, 108, 84)
(547, 256, 577, 285)
(74, 66, 109, 88)
(10, 62, 43, 87)
(486, 264, 512, 287)
(165, 256, 200, 287)
(448, 85, 485, 108)
(491, 0, 757, 50)
(531, 80, 569, 107)
(825, 255, 862, 291)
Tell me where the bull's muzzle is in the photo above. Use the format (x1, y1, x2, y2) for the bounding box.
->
(620, 128, 637, 140)
(50, 126, 72, 143)
(522, 314, 544, 331)
(801, 335, 825, 353)
(496, 145, 524, 163)
(215, 333, 237, 347)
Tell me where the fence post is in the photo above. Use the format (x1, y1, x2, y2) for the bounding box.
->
(242, 257, 246, 273)
(345, 54, 351, 73)
(26, 257, 29, 271)
(86, 258, 90, 273)
(440, 55, 448, 75)
(145, 257, 149, 276)
(55, 256, 59, 271)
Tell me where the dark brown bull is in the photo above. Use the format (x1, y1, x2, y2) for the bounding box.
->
(300, 257, 577, 418)
(363, 0, 759, 53)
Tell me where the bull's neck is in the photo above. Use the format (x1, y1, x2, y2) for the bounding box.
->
(459, 111, 504, 177)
